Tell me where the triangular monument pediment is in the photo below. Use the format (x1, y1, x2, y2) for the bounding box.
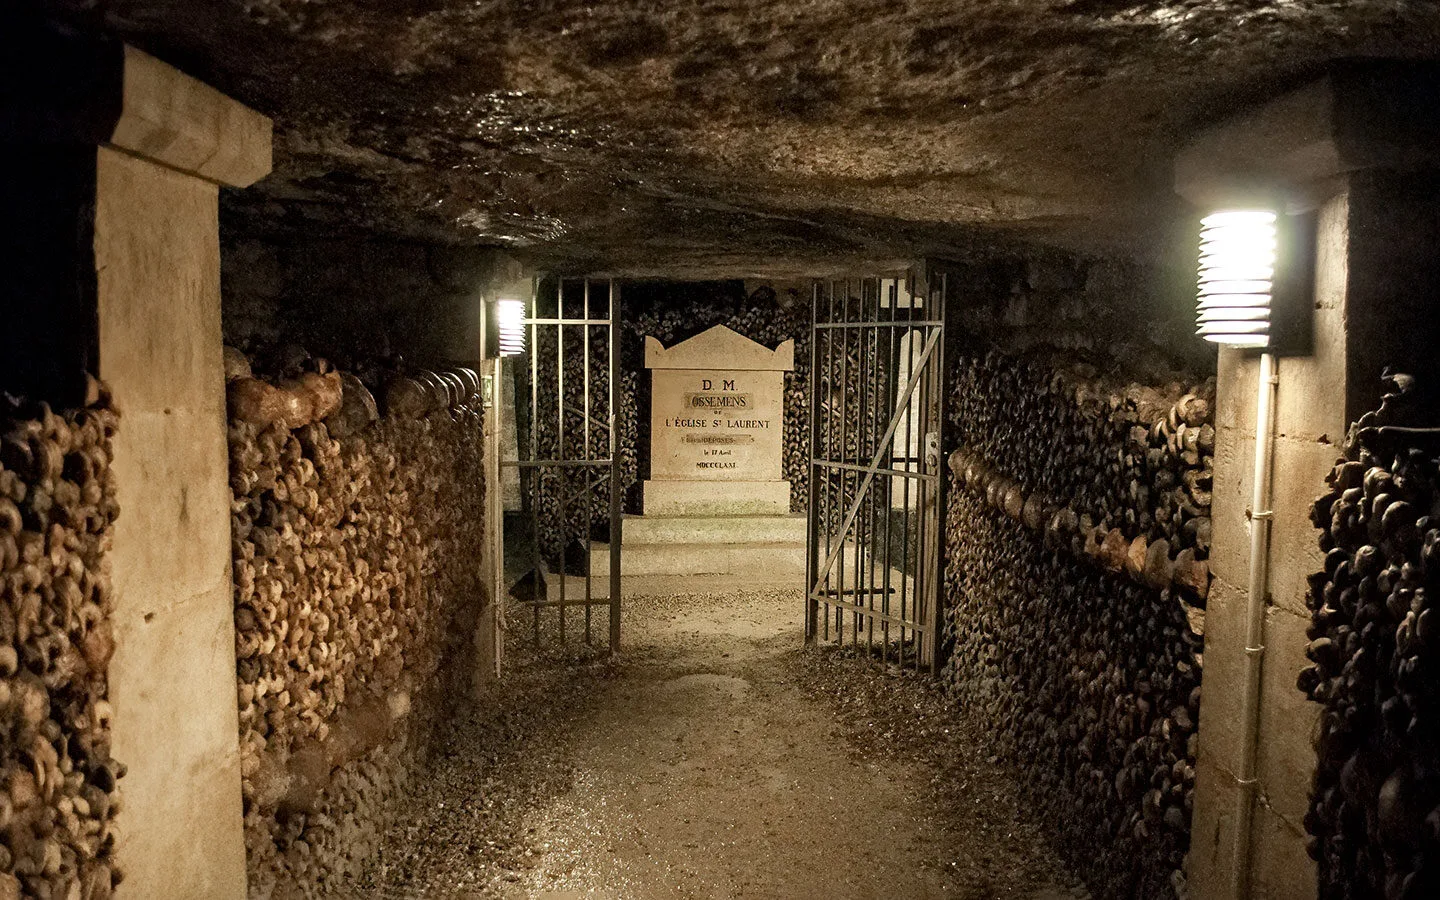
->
(644, 325, 795, 372)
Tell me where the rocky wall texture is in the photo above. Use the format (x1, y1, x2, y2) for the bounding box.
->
(0, 381, 123, 899)
(224, 351, 485, 899)
(1301, 374, 1440, 900)
(943, 348, 1212, 898)
(220, 236, 505, 376)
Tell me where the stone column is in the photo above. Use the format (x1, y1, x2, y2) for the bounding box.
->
(2, 21, 271, 898)
(1176, 65, 1440, 900)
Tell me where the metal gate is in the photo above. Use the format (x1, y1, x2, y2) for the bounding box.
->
(503, 277, 622, 652)
(806, 272, 949, 672)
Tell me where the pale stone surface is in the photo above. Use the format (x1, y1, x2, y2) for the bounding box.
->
(622, 513, 807, 545)
(645, 325, 794, 371)
(1256, 606, 1322, 826)
(643, 479, 791, 517)
(645, 326, 794, 516)
(1251, 802, 1319, 900)
(1193, 575, 1246, 776)
(96, 145, 247, 898)
(112, 47, 272, 188)
(649, 368, 786, 482)
(1188, 192, 1356, 900)
(1188, 752, 1241, 900)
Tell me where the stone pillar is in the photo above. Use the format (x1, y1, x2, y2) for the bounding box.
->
(1176, 65, 1440, 900)
(2, 21, 271, 898)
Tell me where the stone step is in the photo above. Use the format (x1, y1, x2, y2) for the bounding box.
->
(589, 541, 807, 577)
(621, 514, 807, 545)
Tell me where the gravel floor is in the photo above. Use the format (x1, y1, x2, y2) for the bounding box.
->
(347, 589, 1084, 899)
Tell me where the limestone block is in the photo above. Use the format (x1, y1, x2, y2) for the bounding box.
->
(111, 47, 272, 188)
(1251, 803, 1318, 900)
(1255, 607, 1321, 826)
(110, 591, 247, 899)
(1194, 576, 1247, 775)
(643, 479, 791, 517)
(1187, 752, 1243, 900)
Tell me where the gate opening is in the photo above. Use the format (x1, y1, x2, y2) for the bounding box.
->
(502, 277, 622, 652)
(806, 272, 949, 672)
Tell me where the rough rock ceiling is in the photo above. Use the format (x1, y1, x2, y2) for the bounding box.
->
(40, 1, 1440, 275)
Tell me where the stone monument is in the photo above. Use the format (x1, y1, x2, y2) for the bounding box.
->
(590, 325, 805, 583)
(644, 325, 795, 516)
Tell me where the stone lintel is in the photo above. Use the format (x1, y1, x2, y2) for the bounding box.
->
(112, 47, 272, 188)
(645, 325, 795, 371)
(0, 18, 271, 187)
(1175, 61, 1440, 208)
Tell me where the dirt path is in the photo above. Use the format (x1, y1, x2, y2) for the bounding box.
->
(362, 590, 1081, 899)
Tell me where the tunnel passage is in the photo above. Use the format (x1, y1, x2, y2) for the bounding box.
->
(9, 5, 1440, 900)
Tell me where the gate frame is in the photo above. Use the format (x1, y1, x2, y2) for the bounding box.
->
(804, 267, 950, 673)
(501, 276, 623, 653)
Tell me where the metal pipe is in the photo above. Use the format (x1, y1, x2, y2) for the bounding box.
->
(1231, 349, 1278, 898)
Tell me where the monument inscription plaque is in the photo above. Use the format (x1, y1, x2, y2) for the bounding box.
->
(644, 325, 794, 516)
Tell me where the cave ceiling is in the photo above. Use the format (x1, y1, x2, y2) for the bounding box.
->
(36, 0, 1440, 275)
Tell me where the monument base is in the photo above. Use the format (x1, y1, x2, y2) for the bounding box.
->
(590, 512, 807, 580)
(643, 479, 791, 517)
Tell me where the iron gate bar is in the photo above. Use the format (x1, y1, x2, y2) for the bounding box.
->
(810, 327, 940, 587)
(810, 461, 936, 483)
(805, 272, 948, 672)
(500, 276, 621, 654)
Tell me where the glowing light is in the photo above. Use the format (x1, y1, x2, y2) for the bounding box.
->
(496, 299, 527, 357)
(1196, 209, 1277, 348)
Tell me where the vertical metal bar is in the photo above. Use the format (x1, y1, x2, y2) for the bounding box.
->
(583, 278, 593, 644)
(929, 270, 950, 676)
(840, 273, 846, 639)
(897, 297, 914, 669)
(858, 279, 872, 652)
(529, 278, 542, 646)
(852, 281, 864, 649)
(875, 280, 887, 659)
(557, 281, 567, 642)
(608, 278, 622, 654)
(805, 279, 822, 646)
(829, 277, 840, 642)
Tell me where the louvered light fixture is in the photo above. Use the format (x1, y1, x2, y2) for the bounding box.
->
(495, 298, 527, 357)
(1196, 209, 1278, 348)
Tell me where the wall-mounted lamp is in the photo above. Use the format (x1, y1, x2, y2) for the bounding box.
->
(1196, 206, 1285, 900)
(1196, 209, 1278, 349)
(488, 298, 527, 358)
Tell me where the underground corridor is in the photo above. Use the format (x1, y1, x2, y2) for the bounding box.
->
(6, 3, 1440, 900)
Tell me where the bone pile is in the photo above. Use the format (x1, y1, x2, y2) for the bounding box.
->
(944, 349, 1210, 899)
(0, 380, 123, 900)
(225, 351, 485, 898)
(1301, 373, 1440, 900)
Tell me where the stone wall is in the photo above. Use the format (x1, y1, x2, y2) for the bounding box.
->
(220, 235, 523, 373)
(0, 385, 123, 898)
(943, 339, 1214, 898)
(223, 352, 485, 898)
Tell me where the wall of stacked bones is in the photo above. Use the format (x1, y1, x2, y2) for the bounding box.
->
(0, 381, 123, 899)
(1301, 374, 1440, 900)
(944, 347, 1213, 898)
(224, 349, 485, 898)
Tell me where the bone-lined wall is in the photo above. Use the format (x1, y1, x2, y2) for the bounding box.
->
(944, 344, 1213, 899)
(0, 384, 123, 899)
(1301, 375, 1440, 899)
(224, 352, 485, 898)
